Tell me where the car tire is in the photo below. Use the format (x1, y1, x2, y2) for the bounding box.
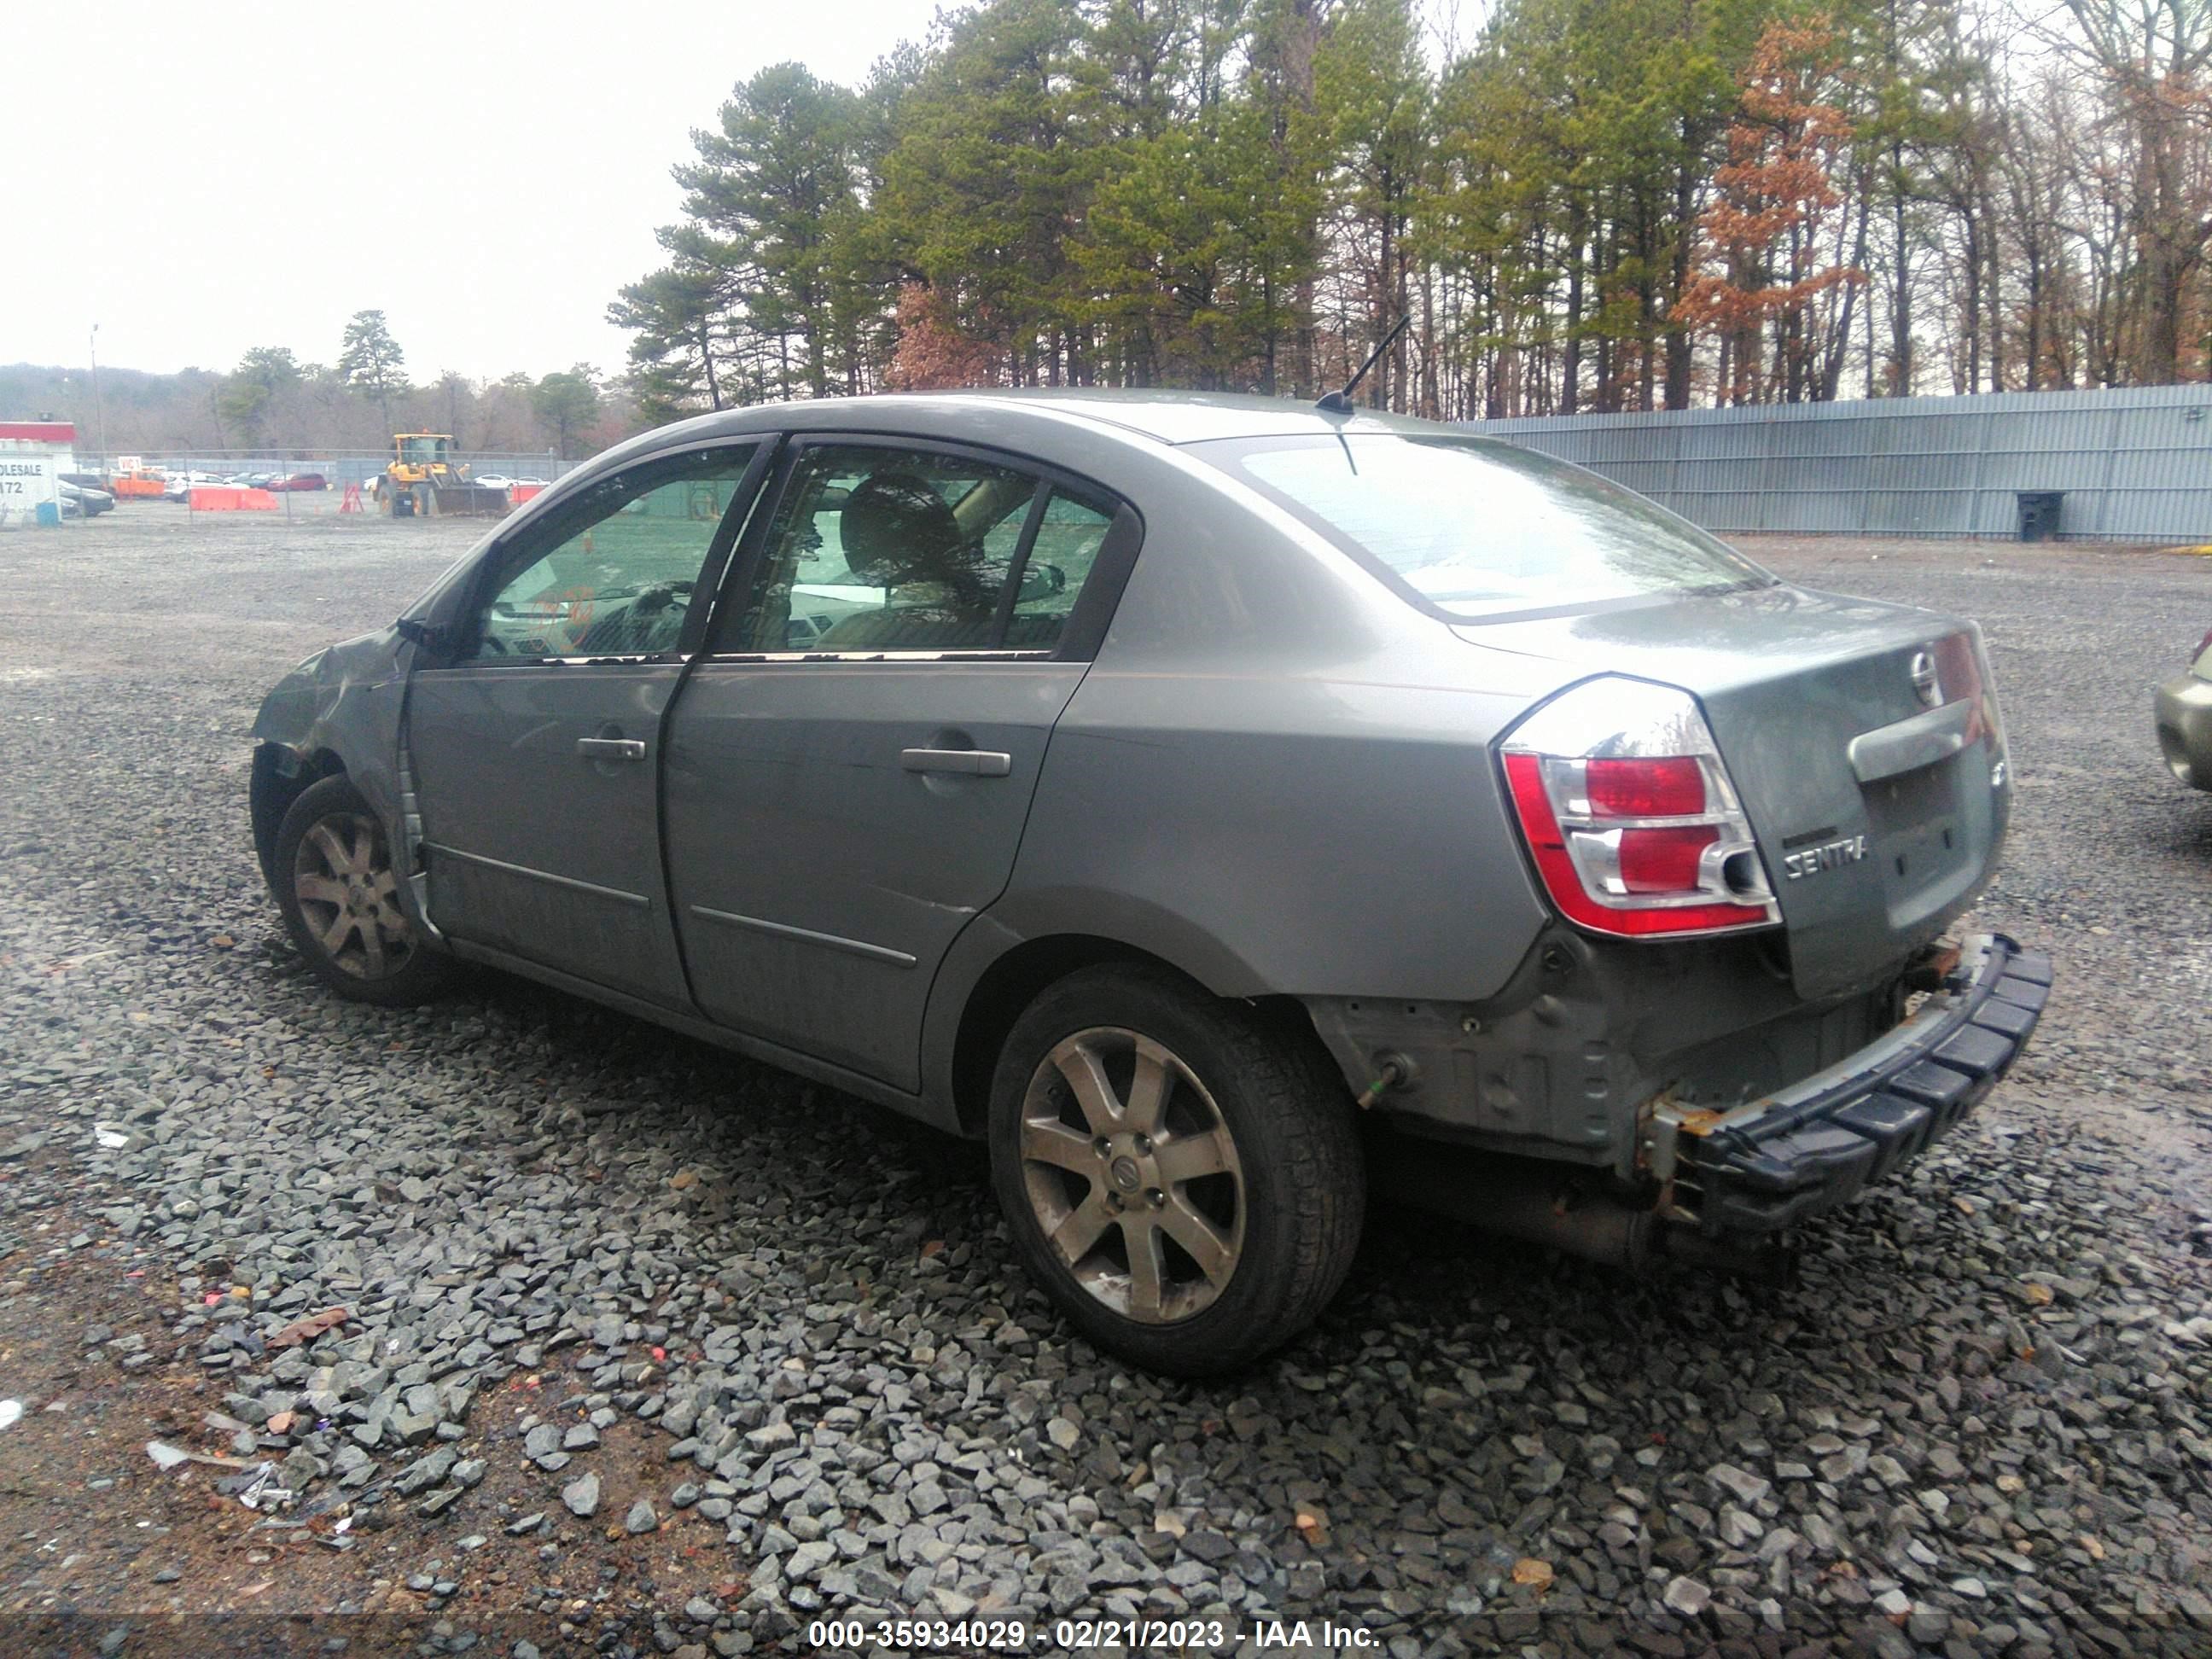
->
(987, 963, 1365, 1376)
(272, 775, 454, 1006)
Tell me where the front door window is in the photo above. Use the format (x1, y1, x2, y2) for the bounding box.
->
(465, 445, 760, 661)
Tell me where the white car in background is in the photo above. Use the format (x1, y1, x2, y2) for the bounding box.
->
(161, 472, 229, 503)
(473, 474, 517, 491)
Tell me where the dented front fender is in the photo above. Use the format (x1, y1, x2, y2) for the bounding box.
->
(247, 630, 412, 878)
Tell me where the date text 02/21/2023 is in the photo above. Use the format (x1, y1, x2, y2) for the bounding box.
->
(805, 1617, 1379, 1651)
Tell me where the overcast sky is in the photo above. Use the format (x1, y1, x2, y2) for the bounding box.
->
(5, 0, 943, 383)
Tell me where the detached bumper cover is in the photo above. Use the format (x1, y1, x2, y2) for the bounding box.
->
(1674, 933, 2049, 1234)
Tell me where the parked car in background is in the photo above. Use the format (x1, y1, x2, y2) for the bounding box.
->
(249, 391, 2046, 1375)
(472, 474, 516, 492)
(162, 472, 228, 502)
(268, 473, 329, 492)
(58, 480, 114, 516)
(2154, 627, 2212, 790)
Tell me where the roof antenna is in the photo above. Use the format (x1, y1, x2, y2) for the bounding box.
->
(1316, 313, 1412, 415)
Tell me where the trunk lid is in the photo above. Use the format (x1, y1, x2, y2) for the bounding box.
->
(1463, 583, 2010, 998)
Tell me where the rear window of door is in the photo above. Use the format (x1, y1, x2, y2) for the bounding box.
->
(717, 443, 1118, 655)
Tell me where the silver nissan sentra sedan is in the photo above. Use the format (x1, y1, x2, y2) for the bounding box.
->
(249, 391, 2047, 1375)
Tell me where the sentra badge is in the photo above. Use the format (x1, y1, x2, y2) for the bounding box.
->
(1783, 835, 1868, 880)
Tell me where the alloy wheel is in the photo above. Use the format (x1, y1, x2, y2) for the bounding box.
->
(1016, 1027, 1246, 1324)
(290, 811, 415, 980)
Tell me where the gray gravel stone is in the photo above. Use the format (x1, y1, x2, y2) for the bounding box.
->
(1662, 1576, 1710, 1617)
(3, 519, 2207, 1657)
(562, 1471, 601, 1518)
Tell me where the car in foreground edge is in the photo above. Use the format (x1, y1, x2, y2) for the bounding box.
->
(2155, 627, 2212, 789)
(247, 391, 2046, 1375)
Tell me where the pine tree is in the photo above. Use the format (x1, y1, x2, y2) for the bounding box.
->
(337, 311, 407, 434)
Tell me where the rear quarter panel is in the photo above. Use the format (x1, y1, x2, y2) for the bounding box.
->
(991, 455, 1569, 1003)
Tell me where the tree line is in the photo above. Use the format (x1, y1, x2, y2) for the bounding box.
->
(3, 311, 622, 460)
(611, 0, 2212, 420)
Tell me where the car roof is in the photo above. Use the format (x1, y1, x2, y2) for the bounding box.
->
(649, 388, 1455, 451)
(926, 389, 1450, 445)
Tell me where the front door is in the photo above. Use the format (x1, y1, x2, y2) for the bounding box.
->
(408, 440, 769, 1007)
(663, 439, 1129, 1087)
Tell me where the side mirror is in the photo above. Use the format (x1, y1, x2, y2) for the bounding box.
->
(394, 617, 451, 655)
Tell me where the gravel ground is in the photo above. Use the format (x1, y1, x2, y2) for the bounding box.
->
(0, 509, 2206, 1659)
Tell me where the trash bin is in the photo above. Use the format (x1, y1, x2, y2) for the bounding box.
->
(2017, 491, 2064, 542)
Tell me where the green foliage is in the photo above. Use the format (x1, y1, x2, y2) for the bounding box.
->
(676, 61, 868, 400)
(216, 346, 305, 442)
(530, 367, 602, 460)
(337, 311, 408, 429)
(609, 264, 730, 422)
(611, 0, 2192, 414)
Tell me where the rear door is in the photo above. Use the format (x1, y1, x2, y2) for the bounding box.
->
(407, 440, 770, 1007)
(664, 437, 1137, 1087)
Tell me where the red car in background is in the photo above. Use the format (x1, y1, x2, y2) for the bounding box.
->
(267, 474, 329, 492)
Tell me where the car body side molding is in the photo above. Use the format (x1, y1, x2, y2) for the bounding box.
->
(688, 905, 919, 968)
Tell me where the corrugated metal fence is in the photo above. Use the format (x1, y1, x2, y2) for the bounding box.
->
(1474, 385, 2212, 542)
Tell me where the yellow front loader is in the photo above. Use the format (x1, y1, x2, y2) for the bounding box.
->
(372, 434, 507, 518)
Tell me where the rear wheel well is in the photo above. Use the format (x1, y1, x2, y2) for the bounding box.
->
(250, 745, 346, 887)
(948, 934, 1337, 1137)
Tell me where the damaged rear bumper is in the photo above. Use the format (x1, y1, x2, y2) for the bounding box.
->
(1658, 932, 2050, 1235)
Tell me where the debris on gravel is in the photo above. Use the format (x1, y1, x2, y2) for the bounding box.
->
(562, 1471, 602, 1520)
(0, 515, 2206, 1651)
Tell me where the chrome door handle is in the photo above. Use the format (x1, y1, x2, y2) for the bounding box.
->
(899, 748, 1011, 777)
(576, 737, 647, 762)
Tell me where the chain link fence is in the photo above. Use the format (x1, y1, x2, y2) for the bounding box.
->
(66, 450, 580, 521)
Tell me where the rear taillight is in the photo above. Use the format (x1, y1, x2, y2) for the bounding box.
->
(1931, 632, 1987, 742)
(1500, 678, 1778, 939)
(1933, 626, 2007, 784)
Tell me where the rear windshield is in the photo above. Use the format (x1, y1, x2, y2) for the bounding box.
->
(1199, 434, 1771, 621)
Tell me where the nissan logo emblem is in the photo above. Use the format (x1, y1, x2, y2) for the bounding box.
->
(1910, 649, 1941, 708)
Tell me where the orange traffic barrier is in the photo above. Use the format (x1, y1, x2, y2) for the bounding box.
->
(511, 484, 544, 505)
(340, 483, 364, 513)
(189, 487, 278, 511)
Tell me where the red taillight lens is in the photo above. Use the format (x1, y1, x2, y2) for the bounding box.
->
(1617, 824, 1720, 891)
(1932, 630, 2000, 747)
(1931, 632, 1982, 705)
(1585, 757, 1704, 818)
(1499, 679, 1779, 940)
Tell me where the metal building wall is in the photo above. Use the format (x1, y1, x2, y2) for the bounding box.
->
(1474, 385, 2212, 541)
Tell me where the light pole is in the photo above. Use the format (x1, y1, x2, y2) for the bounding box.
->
(89, 323, 108, 473)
